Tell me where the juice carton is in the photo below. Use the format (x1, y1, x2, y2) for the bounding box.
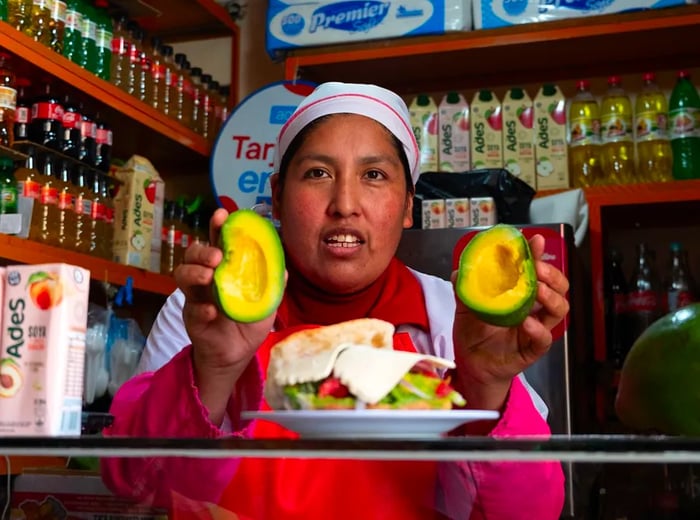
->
(471, 90, 503, 170)
(445, 198, 470, 228)
(470, 197, 497, 226)
(534, 84, 570, 189)
(503, 88, 536, 189)
(112, 156, 165, 270)
(438, 92, 470, 172)
(409, 94, 439, 173)
(421, 199, 446, 229)
(0, 263, 90, 436)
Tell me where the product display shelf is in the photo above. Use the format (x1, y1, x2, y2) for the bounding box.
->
(0, 22, 211, 171)
(283, 4, 700, 93)
(0, 234, 177, 296)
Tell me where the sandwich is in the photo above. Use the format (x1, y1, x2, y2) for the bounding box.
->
(264, 318, 466, 410)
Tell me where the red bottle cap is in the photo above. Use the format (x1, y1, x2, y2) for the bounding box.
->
(576, 79, 590, 91)
(678, 70, 691, 79)
(608, 75, 621, 86)
(642, 72, 656, 83)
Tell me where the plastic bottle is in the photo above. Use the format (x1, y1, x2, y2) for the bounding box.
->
(160, 45, 175, 117)
(600, 76, 635, 185)
(568, 80, 602, 188)
(138, 35, 153, 103)
(95, 114, 111, 172)
(635, 72, 672, 183)
(49, 0, 67, 54)
(28, 83, 64, 150)
(110, 14, 129, 91)
(8, 0, 32, 33)
(99, 175, 113, 259)
(0, 52, 16, 148)
(79, 107, 97, 166)
(160, 200, 177, 274)
(663, 242, 696, 312)
(14, 147, 42, 238)
(62, 0, 82, 64)
(0, 0, 7, 21)
(200, 74, 212, 139)
(61, 95, 82, 158)
(13, 78, 30, 142)
(55, 159, 77, 249)
(190, 67, 203, 133)
(36, 153, 60, 244)
(79, 0, 98, 74)
(218, 85, 230, 133)
(669, 70, 700, 180)
(126, 23, 143, 97)
(93, 0, 112, 81)
(89, 171, 104, 256)
(148, 37, 163, 110)
(72, 166, 92, 253)
(29, 0, 52, 46)
(207, 79, 220, 140)
(174, 53, 188, 123)
(627, 243, 661, 345)
(0, 157, 18, 216)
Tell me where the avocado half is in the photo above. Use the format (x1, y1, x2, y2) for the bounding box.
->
(213, 209, 285, 323)
(455, 224, 537, 327)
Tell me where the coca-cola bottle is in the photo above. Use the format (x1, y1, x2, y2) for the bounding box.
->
(628, 243, 662, 344)
(664, 242, 696, 312)
(605, 249, 630, 369)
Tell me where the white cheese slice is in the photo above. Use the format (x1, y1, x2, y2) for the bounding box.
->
(332, 346, 456, 405)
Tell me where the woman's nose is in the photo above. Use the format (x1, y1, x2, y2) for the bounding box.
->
(328, 175, 361, 217)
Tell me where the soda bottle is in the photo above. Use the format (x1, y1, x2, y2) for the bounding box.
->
(568, 79, 602, 188)
(0, 0, 7, 21)
(93, 0, 112, 81)
(89, 171, 104, 256)
(628, 243, 662, 345)
(664, 242, 696, 312)
(49, 0, 66, 54)
(0, 157, 18, 216)
(99, 175, 113, 259)
(62, 0, 82, 64)
(200, 74, 212, 139)
(149, 37, 164, 110)
(174, 53, 188, 123)
(36, 152, 60, 244)
(635, 72, 673, 183)
(61, 95, 82, 159)
(110, 14, 129, 91)
(190, 67, 203, 132)
(669, 70, 700, 180)
(14, 147, 42, 239)
(605, 249, 630, 370)
(208, 79, 220, 140)
(95, 114, 112, 172)
(79, 108, 97, 166)
(126, 22, 143, 97)
(13, 78, 30, 142)
(79, 0, 98, 74)
(160, 200, 177, 274)
(218, 84, 230, 133)
(138, 35, 153, 103)
(600, 76, 635, 185)
(55, 159, 77, 249)
(8, 0, 32, 33)
(160, 45, 176, 117)
(72, 166, 92, 253)
(29, 0, 52, 47)
(28, 83, 64, 150)
(0, 52, 16, 148)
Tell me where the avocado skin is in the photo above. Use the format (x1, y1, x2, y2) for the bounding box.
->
(212, 209, 285, 323)
(616, 303, 700, 435)
(455, 224, 538, 328)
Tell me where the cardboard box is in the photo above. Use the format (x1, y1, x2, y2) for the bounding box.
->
(473, 0, 692, 30)
(0, 263, 90, 436)
(112, 156, 164, 271)
(421, 199, 446, 229)
(266, 0, 472, 57)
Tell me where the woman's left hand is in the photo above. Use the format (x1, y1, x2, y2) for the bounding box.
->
(450, 233, 570, 411)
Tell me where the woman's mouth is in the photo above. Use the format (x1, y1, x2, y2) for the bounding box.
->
(324, 234, 364, 248)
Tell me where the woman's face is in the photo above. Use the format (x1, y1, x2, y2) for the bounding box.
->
(272, 114, 414, 294)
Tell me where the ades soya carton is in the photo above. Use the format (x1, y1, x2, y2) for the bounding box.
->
(0, 263, 90, 436)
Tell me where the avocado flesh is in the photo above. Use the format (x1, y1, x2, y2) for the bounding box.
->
(455, 224, 537, 327)
(616, 304, 700, 436)
(213, 209, 285, 323)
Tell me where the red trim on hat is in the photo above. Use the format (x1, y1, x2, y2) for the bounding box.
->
(280, 92, 420, 172)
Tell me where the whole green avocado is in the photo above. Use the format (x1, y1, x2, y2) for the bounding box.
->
(616, 303, 700, 435)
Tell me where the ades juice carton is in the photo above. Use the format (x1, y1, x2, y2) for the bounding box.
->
(503, 87, 536, 189)
(438, 92, 470, 172)
(0, 263, 90, 436)
(471, 90, 503, 170)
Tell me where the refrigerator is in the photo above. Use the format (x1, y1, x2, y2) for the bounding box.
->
(395, 223, 578, 518)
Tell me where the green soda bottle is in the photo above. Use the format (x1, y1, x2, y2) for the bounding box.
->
(669, 70, 700, 180)
(62, 0, 83, 64)
(0, 0, 8, 21)
(79, 0, 98, 74)
(93, 0, 112, 81)
(0, 157, 18, 215)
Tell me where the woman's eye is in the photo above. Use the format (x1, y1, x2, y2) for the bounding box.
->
(304, 168, 328, 179)
(365, 169, 385, 180)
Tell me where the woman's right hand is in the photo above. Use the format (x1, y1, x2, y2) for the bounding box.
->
(174, 208, 281, 424)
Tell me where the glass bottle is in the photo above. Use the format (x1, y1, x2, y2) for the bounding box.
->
(62, 0, 82, 64)
(0, 157, 18, 216)
(663, 242, 697, 312)
(55, 159, 77, 249)
(8, 0, 32, 33)
(49, 0, 67, 54)
(13, 78, 30, 142)
(110, 14, 129, 91)
(0, 52, 16, 147)
(605, 249, 630, 370)
(628, 243, 661, 345)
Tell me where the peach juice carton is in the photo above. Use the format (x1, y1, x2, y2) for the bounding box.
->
(0, 263, 90, 436)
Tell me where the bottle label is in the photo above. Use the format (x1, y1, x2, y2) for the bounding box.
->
(51, 0, 66, 22)
(181, 233, 190, 249)
(569, 116, 601, 147)
(19, 179, 41, 199)
(58, 191, 73, 211)
(62, 111, 81, 129)
(91, 201, 106, 221)
(74, 196, 92, 216)
(83, 19, 97, 41)
(670, 107, 700, 139)
(129, 45, 140, 64)
(613, 293, 627, 314)
(0, 87, 17, 111)
(33, 0, 50, 9)
(601, 114, 633, 144)
(111, 36, 128, 56)
(65, 9, 81, 31)
(636, 110, 669, 142)
(81, 121, 96, 139)
(96, 128, 112, 145)
(16, 106, 29, 124)
(628, 290, 659, 313)
(40, 185, 58, 205)
(31, 101, 64, 121)
(96, 29, 113, 51)
(1, 186, 17, 211)
(667, 290, 695, 312)
(104, 206, 114, 224)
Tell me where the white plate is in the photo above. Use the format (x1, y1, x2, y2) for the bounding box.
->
(241, 410, 500, 439)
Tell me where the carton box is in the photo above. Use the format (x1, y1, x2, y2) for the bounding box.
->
(112, 156, 165, 271)
(534, 85, 569, 190)
(445, 198, 470, 228)
(503, 88, 536, 190)
(421, 199, 446, 229)
(0, 263, 90, 436)
(473, 0, 692, 30)
(266, 0, 472, 57)
(469, 197, 496, 226)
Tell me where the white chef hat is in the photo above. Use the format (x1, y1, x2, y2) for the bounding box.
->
(273, 82, 420, 185)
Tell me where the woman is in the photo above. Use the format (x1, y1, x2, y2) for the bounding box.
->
(102, 82, 569, 519)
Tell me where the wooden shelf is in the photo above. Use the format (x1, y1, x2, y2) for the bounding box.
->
(584, 179, 700, 207)
(284, 5, 700, 93)
(0, 234, 176, 296)
(0, 22, 212, 174)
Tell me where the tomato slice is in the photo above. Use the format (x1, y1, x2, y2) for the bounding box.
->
(318, 377, 350, 398)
